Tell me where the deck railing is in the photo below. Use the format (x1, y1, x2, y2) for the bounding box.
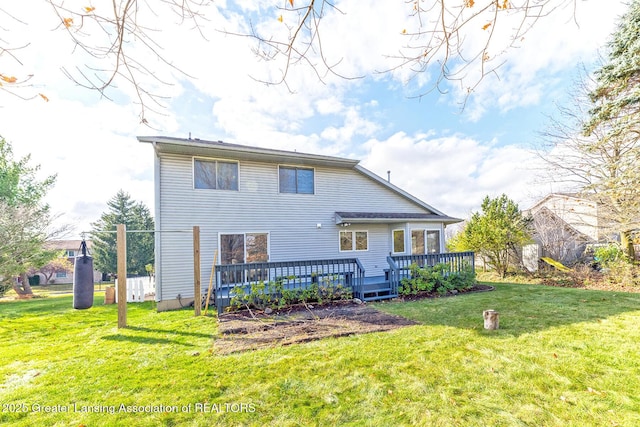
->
(386, 256, 400, 296)
(388, 251, 475, 283)
(214, 258, 365, 314)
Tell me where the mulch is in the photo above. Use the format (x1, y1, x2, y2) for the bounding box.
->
(213, 284, 494, 355)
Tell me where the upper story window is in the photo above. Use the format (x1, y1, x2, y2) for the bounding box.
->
(194, 158, 239, 191)
(279, 166, 314, 194)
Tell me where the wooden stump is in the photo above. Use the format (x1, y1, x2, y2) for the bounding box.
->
(104, 286, 116, 305)
(483, 309, 499, 330)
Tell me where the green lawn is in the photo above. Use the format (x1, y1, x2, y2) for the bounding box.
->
(1, 283, 639, 426)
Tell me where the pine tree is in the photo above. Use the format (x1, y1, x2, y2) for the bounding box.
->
(582, 0, 640, 259)
(90, 191, 154, 276)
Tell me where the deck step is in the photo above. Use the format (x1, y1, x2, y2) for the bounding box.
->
(360, 283, 397, 302)
(362, 293, 398, 302)
(362, 288, 391, 295)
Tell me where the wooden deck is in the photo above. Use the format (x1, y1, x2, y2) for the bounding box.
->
(212, 252, 475, 313)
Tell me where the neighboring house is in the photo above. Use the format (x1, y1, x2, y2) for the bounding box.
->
(523, 193, 603, 270)
(34, 240, 103, 285)
(139, 136, 468, 311)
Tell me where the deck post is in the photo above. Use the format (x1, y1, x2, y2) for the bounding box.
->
(117, 224, 127, 328)
(193, 226, 201, 316)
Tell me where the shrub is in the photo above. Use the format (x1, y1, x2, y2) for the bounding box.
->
(604, 261, 640, 287)
(399, 263, 476, 296)
(594, 244, 626, 267)
(229, 275, 353, 311)
(592, 244, 640, 287)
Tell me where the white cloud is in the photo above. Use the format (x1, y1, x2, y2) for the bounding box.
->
(0, 1, 630, 239)
(456, 0, 629, 119)
(360, 132, 545, 218)
(320, 107, 380, 141)
(3, 95, 152, 236)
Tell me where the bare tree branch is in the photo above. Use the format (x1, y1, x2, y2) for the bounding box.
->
(2, 1, 579, 120)
(237, 0, 578, 107)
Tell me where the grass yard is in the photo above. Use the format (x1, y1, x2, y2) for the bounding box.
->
(1, 283, 639, 426)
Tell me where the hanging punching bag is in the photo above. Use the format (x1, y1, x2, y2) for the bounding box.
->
(73, 240, 94, 309)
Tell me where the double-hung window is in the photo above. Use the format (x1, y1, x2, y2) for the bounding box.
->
(279, 166, 314, 194)
(194, 158, 239, 190)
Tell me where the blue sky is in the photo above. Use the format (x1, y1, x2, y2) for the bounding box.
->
(0, 1, 629, 238)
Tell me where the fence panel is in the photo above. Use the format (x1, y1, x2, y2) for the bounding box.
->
(115, 276, 156, 303)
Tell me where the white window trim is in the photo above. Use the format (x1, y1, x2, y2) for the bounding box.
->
(192, 156, 240, 191)
(338, 230, 369, 252)
(218, 232, 271, 264)
(410, 228, 442, 254)
(392, 228, 406, 254)
(277, 165, 316, 195)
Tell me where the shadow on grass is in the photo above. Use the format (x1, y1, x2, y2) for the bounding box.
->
(127, 325, 213, 339)
(0, 295, 76, 318)
(0, 295, 158, 319)
(374, 282, 640, 337)
(101, 333, 196, 346)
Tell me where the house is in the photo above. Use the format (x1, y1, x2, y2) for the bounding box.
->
(33, 240, 103, 285)
(139, 136, 470, 311)
(522, 193, 603, 270)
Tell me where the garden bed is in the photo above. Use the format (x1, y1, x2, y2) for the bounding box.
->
(214, 284, 493, 354)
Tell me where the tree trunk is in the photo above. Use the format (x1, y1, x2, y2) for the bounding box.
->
(12, 273, 34, 296)
(483, 310, 500, 330)
(621, 230, 636, 262)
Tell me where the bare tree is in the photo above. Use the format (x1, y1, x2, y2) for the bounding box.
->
(2, 1, 577, 121)
(537, 74, 640, 259)
(530, 206, 591, 264)
(243, 1, 578, 100)
(1, 1, 209, 124)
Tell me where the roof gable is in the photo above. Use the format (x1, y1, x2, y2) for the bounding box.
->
(139, 135, 460, 224)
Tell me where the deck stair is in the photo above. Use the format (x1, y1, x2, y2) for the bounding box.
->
(359, 276, 397, 301)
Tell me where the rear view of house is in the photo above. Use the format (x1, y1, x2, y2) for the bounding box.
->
(139, 136, 467, 311)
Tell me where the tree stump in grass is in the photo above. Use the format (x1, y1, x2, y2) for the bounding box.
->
(483, 310, 499, 330)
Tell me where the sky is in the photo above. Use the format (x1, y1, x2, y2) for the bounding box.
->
(0, 1, 630, 239)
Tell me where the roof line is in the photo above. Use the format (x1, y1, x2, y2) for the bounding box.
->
(137, 136, 359, 167)
(354, 165, 448, 216)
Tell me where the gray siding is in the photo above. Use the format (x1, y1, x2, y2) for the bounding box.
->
(156, 153, 445, 300)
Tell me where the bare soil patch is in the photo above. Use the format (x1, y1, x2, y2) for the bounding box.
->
(214, 301, 418, 355)
(214, 285, 494, 355)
